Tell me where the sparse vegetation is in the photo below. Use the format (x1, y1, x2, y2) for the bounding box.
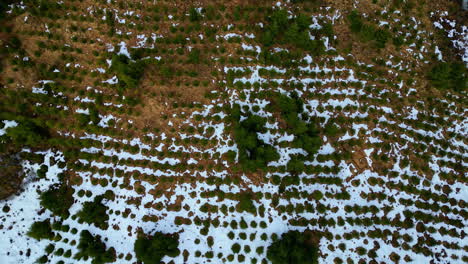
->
(348, 10, 391, 48)
(0, 1, 466, 263)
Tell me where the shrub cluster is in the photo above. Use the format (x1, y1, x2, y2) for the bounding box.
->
(348, 10, 390, 48)
(75, 230, 116, 264)
(273, 92, 321, 160)
(231, 104, 279, 172)
(428, 62, 466, 92)
(110, 54, 146, 92)
(27, 220, 54, 240)
(238, 191, 256, 214)
(266, 230, 319, 264)
(134, 232, 180, 264)
(0, 117, 50, 147)
(260, 9, 325, 55)
(76, 194, 110, 229)
(40, 183, 74, 218)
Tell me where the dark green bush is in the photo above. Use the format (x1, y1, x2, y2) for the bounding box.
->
(110, 54, 146, 92)
(348, 10, 390, 48)
(40, 183, 74, 218)
(428, 62, 467, 92)
(266, 231, 319, 264)
(188, 48, 200, 64)
(189, 7, 201, 22)
(259, 10, 324, 55)
(238, 192, 256, 214)
(76, 195, 109, 229)
(75, 230, 115, 264)
(134, 232, 180, 264)
(2, 118, 50, 147)
(274, 93, 321, 156)
(231, 105, 279, 172)
(37, 164, 48, 179)
(27, 220, 54, 240)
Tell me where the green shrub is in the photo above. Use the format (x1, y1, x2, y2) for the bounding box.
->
(27, 220, 54, 240)
(37, 165, 48, 178)
(231, 243, 241, 254)
(273, 93, 321, 157)
(110, 54, 146, 92)
(238, 192, 256, 214)
(428, 62, 467, 92)
(75, 230, 116, 264)
(36, 255, 48, 264)
(259, 10, 324, 55)
(40, 183, 74, 218)
(76, 195, 109, 229)
(188, 48, 200, 63)
(231, 105, 279, 172)
(348, 10, 390, 48)
(2, 118, 50, 147)
(134, 232, 180, 264)
(266, 231, 319, 264)
(189, 7, 201, 22)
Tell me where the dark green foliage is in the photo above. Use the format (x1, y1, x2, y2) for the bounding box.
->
(266, 231, 319, 264)
(231, 105, 279, 172)
(36, 255, 48, 264)
(76, 195, 109, 229)
(37, 164, 48, 178)
(77, 113, 91, 126)
(287, 155, 306, 174)
(348, 10, 364, 33)
(260, 50, 302, 67)
(40, 183, 74, 218)
(189, 7, 201, 22)
(260, 10, 325, 55)
(374, 29, 391, 49)
(2, 118, 50, 147)
(89, 106, 101, 125)
(231, 243, 241, 253)
(188, 48, 200, 64)
(238, 192, 256, 214)
(110, 55, 146, 92)
(324, 123, 339, 137)
(29, 0, 61, 18)
(274, 93, 321, 156)
(428, 62, 467, 92)
(134, 232, 180, 264)
(75, 230, 116, 264)
(0, 0, 22, 20)
(348, 10, 390, 48)
(27, 220, 54, 240)
(159, 65, 174, 79)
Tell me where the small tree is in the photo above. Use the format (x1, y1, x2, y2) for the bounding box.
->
(40, 183, 74, 218)
(266, 231, 319, 264)
(27, 220, 54, 240)
(75, 230, 115, 264)
(76, 195, 109, 229)
(134, 232, 180, 264)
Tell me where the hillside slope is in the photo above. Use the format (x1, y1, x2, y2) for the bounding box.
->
(0, 0, 467, 263)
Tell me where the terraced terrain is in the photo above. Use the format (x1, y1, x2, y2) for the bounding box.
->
(0, 0, 467, 264)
